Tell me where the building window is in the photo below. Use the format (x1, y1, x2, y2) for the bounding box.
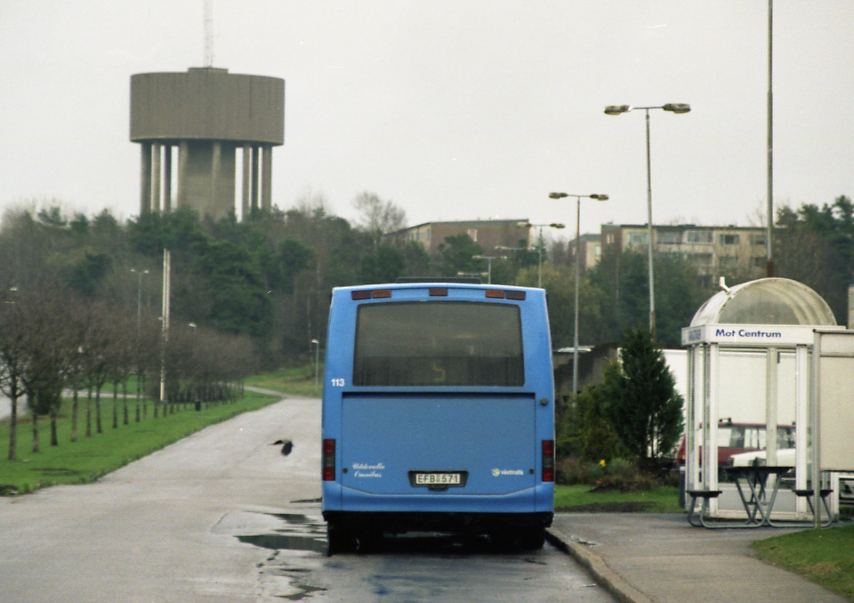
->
(627, 232, 649, 247)
(658, 231, 682, 244)
(685, 230, 712, 243)
(719, 234, 740, 245)
(750, 234, 767, 245)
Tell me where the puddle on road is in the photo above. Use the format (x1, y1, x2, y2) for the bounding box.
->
(236, 512, 328, 600)
(238, 533, 326, 554)
(267, 513, 316, 526)
(277, 582, 327, 601)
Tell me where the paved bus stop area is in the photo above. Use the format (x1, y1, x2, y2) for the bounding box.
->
(547, 512, 847, 603)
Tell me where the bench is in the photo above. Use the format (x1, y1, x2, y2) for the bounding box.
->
(789, 488, 834, 527)
(686, 490, 723, 528)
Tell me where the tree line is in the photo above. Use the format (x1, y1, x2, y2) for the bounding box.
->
(1, 192, 850, 463)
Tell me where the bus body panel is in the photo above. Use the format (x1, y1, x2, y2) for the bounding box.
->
(340, 393, 536, 497)
(321, 283, 554, 535)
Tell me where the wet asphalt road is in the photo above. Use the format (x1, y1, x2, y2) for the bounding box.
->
(0, 396, 612, 602)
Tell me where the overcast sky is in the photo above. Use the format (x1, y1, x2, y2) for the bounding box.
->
(2, 1, 853, 238)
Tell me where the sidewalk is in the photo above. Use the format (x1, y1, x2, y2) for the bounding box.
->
(547, 512, 846, 603)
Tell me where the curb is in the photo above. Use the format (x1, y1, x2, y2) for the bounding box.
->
(546, 527, 652, 603)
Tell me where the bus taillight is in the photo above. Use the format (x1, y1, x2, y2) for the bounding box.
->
(350, 289, 393, 300)
(322, 438, 336, 481)
(542, 439, 555, 482)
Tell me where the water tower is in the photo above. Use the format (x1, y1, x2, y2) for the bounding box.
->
(129, 66, 285, 220)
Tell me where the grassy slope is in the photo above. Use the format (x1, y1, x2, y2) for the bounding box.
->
(753, 524, 854, 600)
(244, 365, 321, 398)
(0, 393, 277, 494)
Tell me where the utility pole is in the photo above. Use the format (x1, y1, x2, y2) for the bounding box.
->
(159, 248, 171, 415)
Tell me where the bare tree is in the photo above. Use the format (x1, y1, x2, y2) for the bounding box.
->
(133, 311, 160, 421)
(0, 284, 26, 460)
(353, 191, 407, 241)
(79, 302, 113, 436)
(16, 285, 71, 451)
(294, 191, 331, 219)
(105, 309, 135, 429)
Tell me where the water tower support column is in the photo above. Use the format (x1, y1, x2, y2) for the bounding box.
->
(139, 143, 152, 214)
(262, 144, 272, 210)
(151, 144, 163, 211)
(163, 145, 172, 212)
(250, 145, 259, 209)
(241, 145, 251, 218)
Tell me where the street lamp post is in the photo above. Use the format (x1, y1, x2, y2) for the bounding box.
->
(604, 103, 690, 338)
(471, 255, 507, 284)
(310, 338, 320, 392)
(522, 222, 566, 287)
(129, 268, 149, 335)
(159, 249, 171, 414)
(549, 193, 608, 396)
(188, 322, 199, 409)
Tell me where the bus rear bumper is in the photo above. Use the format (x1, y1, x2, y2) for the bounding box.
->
(322, 484, 554, 534)
(322, 510, 553, 534)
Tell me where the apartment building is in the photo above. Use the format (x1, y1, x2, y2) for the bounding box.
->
(386, 219, 531, 255)
(600, 224, 768, 286)
(569, 233, 603, 272)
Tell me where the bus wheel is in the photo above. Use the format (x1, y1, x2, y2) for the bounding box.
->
(326, 523, 352, 556)
(353, 529, 381, 555)
(518, 527, 546, 551)
(490, 528, 545, 552)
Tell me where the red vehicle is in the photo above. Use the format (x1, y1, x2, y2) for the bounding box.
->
(677, 420, 796, 466)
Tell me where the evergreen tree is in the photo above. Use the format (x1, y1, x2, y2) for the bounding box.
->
(436, 234, 482, 277)
(586, 248, 710, 348)
(776, 196, 853, 323)
(604, 330, 684, 468)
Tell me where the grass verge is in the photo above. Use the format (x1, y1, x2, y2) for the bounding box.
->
(245, 364, 322, 398)
(555, 484, 682, 513)
(753, 524, 854, 600)
(0, 392, 278, 495)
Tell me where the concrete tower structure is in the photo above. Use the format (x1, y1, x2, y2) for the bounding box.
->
(130, 67, 285, 220)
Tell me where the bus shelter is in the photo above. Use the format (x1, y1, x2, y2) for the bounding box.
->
(681, 278, 841, 520)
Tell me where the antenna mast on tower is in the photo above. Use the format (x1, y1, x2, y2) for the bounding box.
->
(204, 0, 214, 67)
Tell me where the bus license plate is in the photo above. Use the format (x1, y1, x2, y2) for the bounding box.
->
(414, 472, 462, 486)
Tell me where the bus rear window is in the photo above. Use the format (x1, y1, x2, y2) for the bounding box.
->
(353, 302, 524, 386)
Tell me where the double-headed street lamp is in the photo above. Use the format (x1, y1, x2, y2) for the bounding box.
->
(549, 193, 608, 396)
(604, 103, 690, 339)
(471, 254, 507, 284)
(521, 222, 565, 287)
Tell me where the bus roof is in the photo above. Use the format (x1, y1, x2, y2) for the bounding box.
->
(333, 282, 544, 294)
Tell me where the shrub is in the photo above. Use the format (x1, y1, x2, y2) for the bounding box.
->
(556, 457, 602, 485)
(557, 456, 661, 491)
(591, 458, 658, 492)
(555, 384, 625, 463)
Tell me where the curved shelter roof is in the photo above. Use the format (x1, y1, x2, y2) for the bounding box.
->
(690, 278, 837, 327)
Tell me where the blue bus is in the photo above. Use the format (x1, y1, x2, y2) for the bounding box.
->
(321, 282, 555, 553)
